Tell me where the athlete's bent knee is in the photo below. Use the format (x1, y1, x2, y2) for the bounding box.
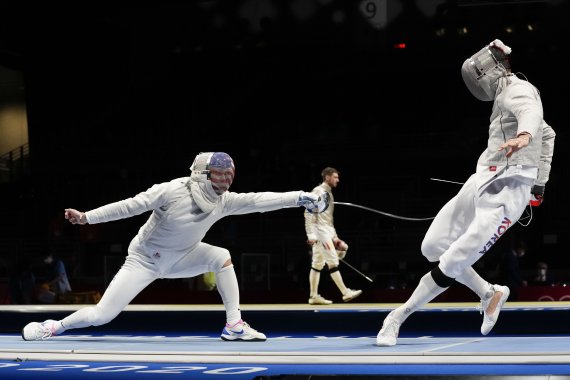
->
(421, 239, 443, 262)
(311, 262, 326, 271)
(430, 265, 455, 288)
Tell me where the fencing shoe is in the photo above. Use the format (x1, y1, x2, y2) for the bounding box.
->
(22, 320, 58, 341)
(342, 288, 362, 302)
(480, 284, 510, 336)
(221, 320, 266, 342)
(309, 294, 333, 305)
(376, 310, 400, 346)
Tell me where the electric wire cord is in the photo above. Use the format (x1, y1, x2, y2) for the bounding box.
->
(429, 177, 536, 227)
(333, 202, 435, 221)
(517, 205, 533, 227)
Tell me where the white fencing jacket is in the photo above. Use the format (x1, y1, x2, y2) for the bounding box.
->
(478, 75, 555, 187)
(85, 177, 301, 258)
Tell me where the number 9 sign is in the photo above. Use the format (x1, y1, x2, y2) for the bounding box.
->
(359, 0, 387, 30)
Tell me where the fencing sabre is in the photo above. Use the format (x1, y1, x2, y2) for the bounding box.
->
(340, 258, 373, 283)
(333, 178, 467, 220)
(333, 198, 435, 281)
(430, 177, 464, 185)
(333, 202, 434, 221)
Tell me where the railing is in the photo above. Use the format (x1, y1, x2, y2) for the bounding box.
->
(0, 143, 30, 183)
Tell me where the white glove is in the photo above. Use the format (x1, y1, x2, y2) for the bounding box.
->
(297, 191, 330, 214)
(491, 39, 511, 55)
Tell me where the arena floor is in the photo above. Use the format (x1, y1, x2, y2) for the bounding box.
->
(1, 303, 569, 379)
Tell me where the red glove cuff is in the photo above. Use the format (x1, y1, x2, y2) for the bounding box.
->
(529, 194, 543, 207)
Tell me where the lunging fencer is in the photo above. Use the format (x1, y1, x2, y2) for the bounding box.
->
(21, 152, 327, 342)
(376, 39, 556, 346)
(305, 167, 362, 305)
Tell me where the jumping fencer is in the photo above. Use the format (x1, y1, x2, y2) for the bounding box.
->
(305, 167, 362, 305)
(21, 152, 327, 342)
(376, 39, 556, 346)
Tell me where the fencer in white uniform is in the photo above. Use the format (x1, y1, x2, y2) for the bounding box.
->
(21, 152, 327, 342)
(377, 39, 556, 346)
(305, 167, 362, 305)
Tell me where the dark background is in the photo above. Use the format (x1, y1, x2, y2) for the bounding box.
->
(0, 1, 567, 303)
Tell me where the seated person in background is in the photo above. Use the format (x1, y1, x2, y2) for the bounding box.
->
(36, 253, 72, 303)
(530, 261, 556, 286)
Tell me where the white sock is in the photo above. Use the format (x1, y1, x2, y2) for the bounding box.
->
(330, 270, 348, 295)
(216, 265, 241, 325)
(51, 320, 66, 335)
(60, 307, 100, 331)
(456, 266, 494, 300)
(309, 269, 321, 297)
(392, 272, 447, 323)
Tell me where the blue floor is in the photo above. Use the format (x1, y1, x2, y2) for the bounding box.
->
(4, 333, 570, 356)
(1, 362, 570, 379)
(1, 303, 569, 379)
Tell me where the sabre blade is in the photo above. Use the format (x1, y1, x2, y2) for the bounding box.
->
(340, 258, 373, 283)
(430, 177, 464, 185)
(334, 202, 434, 221)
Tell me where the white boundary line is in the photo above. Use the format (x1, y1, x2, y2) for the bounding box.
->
(1, 302, 569, 313)
(1, 351, 570, 364)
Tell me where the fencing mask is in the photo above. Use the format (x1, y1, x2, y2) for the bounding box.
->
(189, 152, 235, 212)
(461, 39, 512, 101)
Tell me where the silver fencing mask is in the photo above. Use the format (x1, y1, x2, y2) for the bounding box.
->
(461, 39, 512, 101)
(190, 152, 235, 195)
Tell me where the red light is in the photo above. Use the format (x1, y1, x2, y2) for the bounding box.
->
(393, 43, 406, 49)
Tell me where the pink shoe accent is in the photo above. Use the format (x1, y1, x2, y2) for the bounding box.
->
(225, 319, 243, 328)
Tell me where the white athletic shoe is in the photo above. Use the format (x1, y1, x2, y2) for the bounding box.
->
(342, 288, 362, 302)
(480, 284, 510, 336)
(308, 294, 333, 305)
(376, 310, 400, 346)
(221, 320, 266, 342)
(21, 320, 58, 341)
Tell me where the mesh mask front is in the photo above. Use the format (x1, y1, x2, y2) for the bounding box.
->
(461, 42, 511, 101)
(190, 152, 235, 195)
